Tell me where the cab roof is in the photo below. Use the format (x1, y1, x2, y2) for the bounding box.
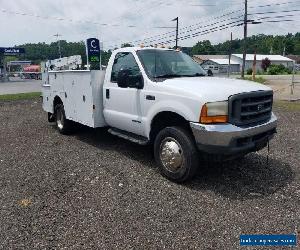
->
(113, 47, 175, 53)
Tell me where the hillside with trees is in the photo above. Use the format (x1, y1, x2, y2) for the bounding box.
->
(10, 33, 300, 66)
(191, 33, 300, 55)
(16, 41, 112, 66)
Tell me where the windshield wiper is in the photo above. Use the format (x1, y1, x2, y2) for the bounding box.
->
(153, 72, 205, 79)
(181, 73, 206, 77)
(153, 74, 182, 79)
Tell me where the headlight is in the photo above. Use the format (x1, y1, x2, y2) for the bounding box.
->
(200, 101, 228, 124)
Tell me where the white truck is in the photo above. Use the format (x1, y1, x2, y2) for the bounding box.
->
(42, 47, 277, 182)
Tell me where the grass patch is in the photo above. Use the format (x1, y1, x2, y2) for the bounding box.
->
(242, 76, 266, 84)
(0, 92, 41, 101)
(274, 101, 300, 111)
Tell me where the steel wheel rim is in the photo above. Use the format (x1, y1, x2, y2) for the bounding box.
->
(56, 108, 64, 130)
(159, 137, 184, 173)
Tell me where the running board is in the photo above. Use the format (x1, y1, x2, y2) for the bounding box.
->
(108, 128, 149, 145)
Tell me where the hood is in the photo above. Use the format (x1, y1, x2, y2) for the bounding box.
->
(162, 77, 271, 102)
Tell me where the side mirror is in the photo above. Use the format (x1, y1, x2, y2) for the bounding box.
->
(117, 69, 130, 88)
(134, 74, 144, 89)
(117, 70, 144, 89)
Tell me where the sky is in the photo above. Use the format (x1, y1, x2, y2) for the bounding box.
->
(0, 0, 299, 50)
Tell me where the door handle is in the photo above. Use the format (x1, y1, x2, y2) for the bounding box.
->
(106, 89, 110, 99)
(146, 95, 155, 101)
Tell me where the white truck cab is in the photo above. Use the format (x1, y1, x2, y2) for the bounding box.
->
(42, 47, 277, 182)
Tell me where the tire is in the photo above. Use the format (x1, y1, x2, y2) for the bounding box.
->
(154, 126, 199, 183)
(55, 104, 73, 135)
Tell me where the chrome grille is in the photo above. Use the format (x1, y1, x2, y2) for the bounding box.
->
(229, 91, 273, 126)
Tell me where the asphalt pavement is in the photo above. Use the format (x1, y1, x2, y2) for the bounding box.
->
(0, 77, 42, 95)
(0, 99, 299, 249)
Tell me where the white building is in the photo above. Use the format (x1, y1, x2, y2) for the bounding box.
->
(193, 55, 227, 64)
(201, 59, 240, 74)
(231, 54, 295, 72)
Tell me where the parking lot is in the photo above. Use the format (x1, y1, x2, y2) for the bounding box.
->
(0, 98, 299, 249)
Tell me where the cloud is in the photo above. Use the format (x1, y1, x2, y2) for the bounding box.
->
(0, 0, 298, 50)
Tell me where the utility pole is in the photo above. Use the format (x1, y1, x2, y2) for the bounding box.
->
(172, 17, 179, 49)
(54, 34, 62, 58)
(241, 0, 248, 78)
(228, 32, 233, 78)
(252, 47, 257, 80)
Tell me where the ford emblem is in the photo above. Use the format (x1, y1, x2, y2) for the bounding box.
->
(257, 104, 264, 111)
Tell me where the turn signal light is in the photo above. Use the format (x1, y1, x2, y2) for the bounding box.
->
(200, 104, 228, 124)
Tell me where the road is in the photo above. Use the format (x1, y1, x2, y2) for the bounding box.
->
(0, 77, 42, 95)
(0, 99, 299, 249)
(1, 75, 300, 102)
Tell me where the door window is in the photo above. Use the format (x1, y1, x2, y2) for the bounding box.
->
(111, 52, 141, 82)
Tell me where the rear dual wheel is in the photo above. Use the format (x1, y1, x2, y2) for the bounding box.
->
(55, 104, 73, 134)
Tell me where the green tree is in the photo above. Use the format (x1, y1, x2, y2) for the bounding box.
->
(101, 50, 112, 66)
(192, 40, 216, 55)
(261, 58, 271, 71)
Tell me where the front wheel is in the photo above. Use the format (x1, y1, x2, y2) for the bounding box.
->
(55, 104, 73, 135)
(154, 127, 199, 182)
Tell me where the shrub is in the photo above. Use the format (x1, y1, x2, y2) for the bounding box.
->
(246, 68, 253, 75)
(286, 68, 292, 74)
(268, 64, 291, 75)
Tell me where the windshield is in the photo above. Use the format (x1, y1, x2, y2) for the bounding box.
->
(137, 49, 206, 79)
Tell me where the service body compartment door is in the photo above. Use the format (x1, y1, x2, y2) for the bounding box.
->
(63, 73, 78, 121)
(64, 71, 94, 127)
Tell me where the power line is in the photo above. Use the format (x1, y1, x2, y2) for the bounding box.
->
(249, 9, 300, 15)
(179, 9, 243, 32)
(255, 19, 300, 23)
(139, 15, 242, 46)
(152, 0, 300, 44)
(119, 8, 244, 46)
(140, 17, 244, 46)
(254, 14, 298, 20)
(157, 21, 242, 45)
(176, 20, 243, 41)
(0, 8, 174, 29)
(174, 15, 244, 36)
(249, 1, 300, 9)
(117, 9, 246, 47)
(110, 0, 300, 49)
(175, 1, 294, 35)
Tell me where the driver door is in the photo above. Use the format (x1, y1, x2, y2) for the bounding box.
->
(103, 52, 144, 135)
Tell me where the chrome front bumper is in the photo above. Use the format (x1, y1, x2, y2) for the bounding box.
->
(190, 113, 277, 155)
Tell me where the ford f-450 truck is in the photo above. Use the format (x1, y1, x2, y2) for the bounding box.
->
(42, 47, 277, 182)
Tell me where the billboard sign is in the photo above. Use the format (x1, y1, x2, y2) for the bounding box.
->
(0, 47, 25, 55)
